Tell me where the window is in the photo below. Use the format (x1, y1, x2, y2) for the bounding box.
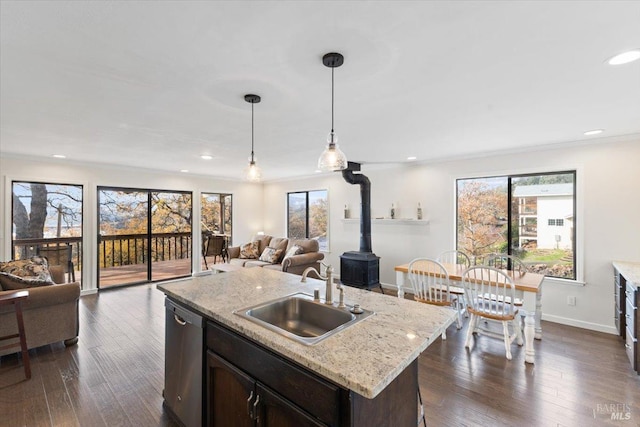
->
(287, 190, 328, 251)
(201, 193, 232, 239)
(457, 171, 576, 279)
(11, 181, 83, 287)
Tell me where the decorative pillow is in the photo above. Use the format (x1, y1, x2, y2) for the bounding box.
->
(0, 272, 54, 290)
(239, 241, 260, 259)
(259, 247, 283, 264)
(283, 245, 303, 260)
(0, 256, 53, 282)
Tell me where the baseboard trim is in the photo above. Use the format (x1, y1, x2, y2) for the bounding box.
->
(541, 314, 617, 335)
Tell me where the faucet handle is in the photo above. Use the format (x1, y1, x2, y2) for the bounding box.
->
(321, 262, 334, 273)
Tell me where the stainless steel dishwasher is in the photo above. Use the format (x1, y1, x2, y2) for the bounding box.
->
(164, 298, 204, 427)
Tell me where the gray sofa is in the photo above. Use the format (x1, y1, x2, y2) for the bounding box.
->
(227, 235, 324, 275)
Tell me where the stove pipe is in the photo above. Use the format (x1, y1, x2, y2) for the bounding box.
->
(341, 162, 372, 253)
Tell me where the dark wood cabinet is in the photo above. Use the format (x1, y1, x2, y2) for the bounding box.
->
(614, 268, 626, 337)
(625, 281, 639, 373)
(207, 352, 324, 427)
(256, 383, 326, 427)
(614, 265, 639, 375)
(206, 320, 417, 427)
(207, 352, 254, 427)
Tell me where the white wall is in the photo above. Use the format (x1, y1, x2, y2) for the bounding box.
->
(263, 136, 640, 334)
(0, 155, 264, 292)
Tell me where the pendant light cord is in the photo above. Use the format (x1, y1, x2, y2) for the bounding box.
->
(251, 102, 255, 162)
(331, 66, 335, 137)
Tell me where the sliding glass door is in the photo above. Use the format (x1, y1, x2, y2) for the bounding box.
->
(97, 187, 192, 288)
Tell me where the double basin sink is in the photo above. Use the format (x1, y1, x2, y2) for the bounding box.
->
(234, 293, 374, 345)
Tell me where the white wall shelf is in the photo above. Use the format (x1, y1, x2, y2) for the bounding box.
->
(341, 218, 429, 225)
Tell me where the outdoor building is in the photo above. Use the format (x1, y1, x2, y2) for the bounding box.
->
(515, 184, 574, 250)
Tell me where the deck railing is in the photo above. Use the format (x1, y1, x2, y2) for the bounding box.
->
(12, 232, 193, 270)
(12, 236, 83, 269)
(98, 232, 192, 267)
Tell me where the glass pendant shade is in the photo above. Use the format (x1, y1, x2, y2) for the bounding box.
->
(318, 132, 347, 171)
(244, 160, 262, 182)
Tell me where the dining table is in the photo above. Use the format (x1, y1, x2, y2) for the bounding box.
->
(395, 262, 544, 364)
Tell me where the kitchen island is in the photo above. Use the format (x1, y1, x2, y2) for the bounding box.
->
(158, 267, 456, 426)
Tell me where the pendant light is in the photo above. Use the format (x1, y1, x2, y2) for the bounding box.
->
(243, 94, 262, 182)
(317, 52, 348, 171)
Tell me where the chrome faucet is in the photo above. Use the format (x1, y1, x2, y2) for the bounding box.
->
(301, 264, 334, 305)
(336, 280, 346, 309)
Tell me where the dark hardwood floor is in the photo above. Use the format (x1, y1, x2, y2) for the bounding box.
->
(0, 283, 638, 426)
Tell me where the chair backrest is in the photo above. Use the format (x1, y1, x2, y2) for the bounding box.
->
(437, 250, 471, 268)
(37, 244, 72, 269)
(204, 235, 225, 257)
(462, 266, 517, 319)
(485, 253, 527, 276)
(407, 258, 451, 306)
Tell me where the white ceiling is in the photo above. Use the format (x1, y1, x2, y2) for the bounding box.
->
(1, 1, 639, 181)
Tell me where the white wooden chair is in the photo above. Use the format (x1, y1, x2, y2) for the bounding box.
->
(407, 258, 461, 339)
(485, 253, 526, 309)
(408, 257, 454, 427)
(462, 266, 523, 360)
(486, 253, 527, 276)
(437, 250, 471, 322)
(437, 250, 471, 268)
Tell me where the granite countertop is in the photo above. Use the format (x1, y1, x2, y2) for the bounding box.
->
(157, 268, 456, 399)
(613, 261, 640, 285)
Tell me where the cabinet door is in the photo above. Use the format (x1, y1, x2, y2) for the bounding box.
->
(207, 351, 255, 427)
(256, 383, 326, 427)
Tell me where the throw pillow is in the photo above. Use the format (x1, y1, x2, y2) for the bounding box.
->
(0, 272, 54, 290)
(259, 247, 283, 264)
(239, 241, 260, 259)
(0, 256, 53, 282)
(283, 245, 303, 260)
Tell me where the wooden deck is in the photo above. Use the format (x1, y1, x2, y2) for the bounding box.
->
(98, 256, 222, 288)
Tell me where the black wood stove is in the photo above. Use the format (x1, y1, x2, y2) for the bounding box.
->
(339, 162, 383, 292)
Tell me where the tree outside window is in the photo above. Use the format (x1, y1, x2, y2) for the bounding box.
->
(287, 190, 328, 251)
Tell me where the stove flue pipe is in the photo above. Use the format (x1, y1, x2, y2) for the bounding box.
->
(341, 162, 372, 253)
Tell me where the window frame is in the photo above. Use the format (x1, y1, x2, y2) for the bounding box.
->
(10, 179, 85, 287)
(455, 170, 578, 282)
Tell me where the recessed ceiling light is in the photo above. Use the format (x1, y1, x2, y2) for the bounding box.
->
(584, 129, 604, 136)
(52, 154, 66, 159)
(180, 169, 189, 173)
(407, 156, 417, 161)
(314, 169, 322, 173)
(200, 155, 212, 160)
(607, 49, 640, 65)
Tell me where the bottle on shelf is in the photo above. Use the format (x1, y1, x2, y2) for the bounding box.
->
(417, 203, 423, 220)
(390, 203, 395, 219)
(344, 204, 350, 219)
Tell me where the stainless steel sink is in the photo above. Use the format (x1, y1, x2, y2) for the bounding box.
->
(233, 293, 374, 345)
